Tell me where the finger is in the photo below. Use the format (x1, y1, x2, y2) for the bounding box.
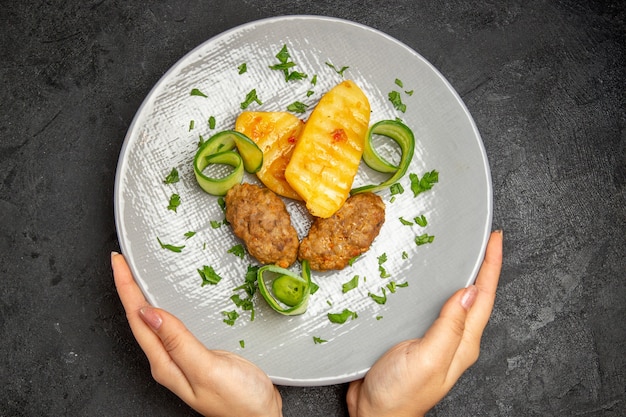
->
(448, 231, 503, 378)
(465, 230, 503, 340)
(416, 284, 476, 375)
(111, 253, 178, 376)
(346, 379, 363, 416)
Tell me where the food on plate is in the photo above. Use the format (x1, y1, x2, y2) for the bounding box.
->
(193, 130, 263, 196)
(298, 192, 385, 271)
(257, 261, 312, 316)
(351, 119, 416, 195)
(225, 183, 299, 268)
(285, 80, 371, 218)
(234, 111, 305, 200)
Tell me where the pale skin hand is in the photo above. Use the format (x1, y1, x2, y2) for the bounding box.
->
(111, 252, 283, 417)
(346, 230, 503, 417)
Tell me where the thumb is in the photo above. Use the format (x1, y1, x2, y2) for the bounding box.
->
(417, 285, 477, 373)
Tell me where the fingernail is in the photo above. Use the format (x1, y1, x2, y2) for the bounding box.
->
(494, 229, 503, 235)
(111, 251, 119, 260)
(139, 306, 163, 331)
(461, 285, 478, 310)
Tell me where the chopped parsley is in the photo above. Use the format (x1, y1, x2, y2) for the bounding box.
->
(311, 74, 318, 86)
(325, 61, 349, 77)
(240, 89, 262, 109)
(313, 336, 328, 344)
(227, 244, 246, 258)
(402, 251, 409, 260)
(198, 265, 222, 286)
(167, 193, 180, 212)
(157, 237, 185, 253)
(410, 170, 439, 197)
(390, 183, 404, 195)
(341, 275, 359, 293)
(209, 220, 222, 229)
(163, 168, 179, 184)
(239, 339, 245, 348)
(399, 216, 413, 226)
(309, 281, 320, 295)
(287, 101, 308, 113)
(189, 120, 195, 131)
(395, 78, 404, 88)
(368, 288, 387, 305)
(222, 310, 239, 326)
(378, 253, 390, 278)
(184, 231, 196, 239)
(238, 63, 247, 74)
(208, 115, 216, 129)
(388, 91, 406, 113)
(190, 88, 207, 98)
(414, 214, 428, 227)
(415, 233, 435, 246)
(348, 255, 361, 266)
(328, 309, 358, 324)
(270, 44, 307, 82)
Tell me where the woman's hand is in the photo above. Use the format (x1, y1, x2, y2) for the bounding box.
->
(346, 230, 503, 417)
(111, 252, 283, 417)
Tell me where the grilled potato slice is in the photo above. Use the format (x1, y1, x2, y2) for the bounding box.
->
(235, 111, 304, 200)
(285, 80, 370, 218)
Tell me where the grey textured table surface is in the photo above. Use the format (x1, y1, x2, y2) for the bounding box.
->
(1, 1, 625, 416)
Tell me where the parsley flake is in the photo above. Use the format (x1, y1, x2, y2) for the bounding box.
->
(163, 168, 179, 184)
(222, 310, 239, 326)
(208, 116, 216, 129)
(369, 288, 388, 305)
(328, 309, 358, 324)
(410, 170, 439, 197)
(198, 265, 222, 286)
(399, 217, 413, 226)
(287, 101, 308, 113)
(313, 336, 328, 344)
(184, 231, 196, 239)
(415, 233, 435, 246)
(414, 215, 428, 227)
(228, 244, 246, 258)
(190, 88, 207, 98)
(210, 220, 222, 229)
(157, 237, 184, 253)
(238, 63, 247, 74)
(240, 89, 262, 109)
(239, 340, 245, 348)
(167, 194, 180, 212)
(341, 275, 359, 293)
(325, 61, 349, 77)
(389, 90, 407, 113)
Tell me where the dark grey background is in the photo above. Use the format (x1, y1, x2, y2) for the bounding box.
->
(1, 1, 624, 416)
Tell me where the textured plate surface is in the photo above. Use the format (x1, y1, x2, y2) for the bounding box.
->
(114, 15, 492, 386)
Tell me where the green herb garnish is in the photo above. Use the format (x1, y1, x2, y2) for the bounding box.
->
(210, 220, 222, 229)
(395, 78, 404, 88)
(399, 217, 413, 226)
(208, 116, 216, 129)
(328, 309, 358, 324)
(414, 215, 428, 227)
(341, 275, 360, 293)
(228, 244, 246, 258)
(163, 168, 179, 184)
(410, 170, 439, 197)
(313, 336, 328, 344)
(369, 288, 388, 305)
(184, 231, 196, 239)
(287, 101, 308, 113)
(189, 120, 195, 131)
(415, 233, 435, 246)
(388, 90, 406, 113)
(190, 88, 207, 98)
(238, 63, 247, 74)
(198, 265, 222, 286)
(239, 339, 245, 348)
(390, 182, 404, 195)
(156, 237, 185, 253)
(325, 61, 349, 77)
(240, 89, 262, 109)
(222, 310, 239, 326)
(167, 193, 180, 212)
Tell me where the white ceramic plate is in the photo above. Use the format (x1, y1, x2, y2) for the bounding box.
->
(114, 15, 492, 386)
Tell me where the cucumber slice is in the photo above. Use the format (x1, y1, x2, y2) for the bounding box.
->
(193, 150, 243, 196)
(257, 261, 311, 316)
(352, 120, 415, 195)
(202, 130, 263, 174)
